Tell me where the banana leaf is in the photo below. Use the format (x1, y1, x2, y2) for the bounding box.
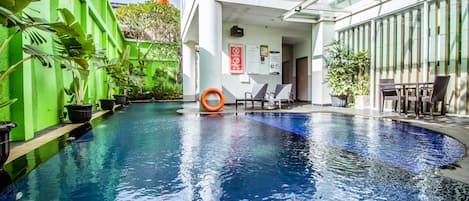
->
(0, 0, 32, 27)
(0, 98, 17, 109)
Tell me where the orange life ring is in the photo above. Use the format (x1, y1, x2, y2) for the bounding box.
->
(200, 88, 224, 112)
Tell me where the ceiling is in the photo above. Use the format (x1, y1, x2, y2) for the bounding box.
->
(285, 0, 383, 21)
(222, 2, 311, 31)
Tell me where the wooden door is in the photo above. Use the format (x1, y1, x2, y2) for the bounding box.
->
(296, 57, 308, 101)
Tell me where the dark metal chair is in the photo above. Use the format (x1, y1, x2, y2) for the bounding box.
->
(407, 76, 450, 116)
(379, 78, 401, 112)
(235, 83, 268, 114)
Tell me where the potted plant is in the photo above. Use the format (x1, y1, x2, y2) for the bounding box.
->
(325, 40, 355, 107)
(95, 51, 115, 110)
(353, 75, 370, 109)
(0, 0, 54, 168)
(100, 80, 115, 110)
(54, 8, 96, 123)
(112, 45, 132, 105)
(351, 51, 370, 109)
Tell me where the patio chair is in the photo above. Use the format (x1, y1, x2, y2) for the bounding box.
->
(235, 83, 268, 111)
(270, 84, 293, 109)
(407, 76, 450, 116)
(379, 78, 401, 112)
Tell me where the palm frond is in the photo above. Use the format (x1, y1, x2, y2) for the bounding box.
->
(0, 98, 17, 109)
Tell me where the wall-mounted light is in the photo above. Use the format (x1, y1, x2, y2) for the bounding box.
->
(294, 6, 302, 12)
(230, 25, 244, 37)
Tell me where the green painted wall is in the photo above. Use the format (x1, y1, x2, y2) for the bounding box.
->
(0, 27, 10, 121)
(126, 40, 180, 89)
(2, 0, 126, 141)
(0, 0, 177, 141)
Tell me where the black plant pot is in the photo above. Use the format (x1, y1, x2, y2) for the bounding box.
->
(331, 94, 348, 107)
(113, 94, 127, 105)
(0, 122, 16, 170)
(100, 99, 115, 110)
(65, 104, 93, 123)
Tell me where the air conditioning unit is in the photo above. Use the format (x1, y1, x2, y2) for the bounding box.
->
(230, 25, 244, 37)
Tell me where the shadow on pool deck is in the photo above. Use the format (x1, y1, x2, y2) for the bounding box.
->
(178, 101, 469, 184)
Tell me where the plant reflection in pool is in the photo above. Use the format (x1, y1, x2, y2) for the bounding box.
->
(0, 103, 467, 201)
(245, 112, 465, 173)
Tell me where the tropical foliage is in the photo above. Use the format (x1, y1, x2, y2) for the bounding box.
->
(115, 1, 181, 100)
(325, 40, 370, 96)
(115, 1, 179, 42)
(151, 61, 181, 99)
(325, 41, 355, 96)
(97, 45, 142, 97)
(351, 51, 370, 95)
(53, 8, 96, 105)
(0, 0, 54, 109)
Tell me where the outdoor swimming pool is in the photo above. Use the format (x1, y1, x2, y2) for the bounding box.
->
(0, 102, 468, 200)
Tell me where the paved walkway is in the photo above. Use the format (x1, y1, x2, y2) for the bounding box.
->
(6, 105, 121, 165)
(178, 102, 469, 184)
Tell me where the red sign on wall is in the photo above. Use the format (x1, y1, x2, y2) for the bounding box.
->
(229, 44, 243, 74)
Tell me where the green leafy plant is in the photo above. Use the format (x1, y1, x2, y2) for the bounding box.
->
(150, 62, 182, 99)
(0, 0, 54, 110)
(351, 51, 370, 96)
(112, 45, 136, 95)
(116, 1, 180, 73)
(353, 75, 369, 96)
(53, 8, 96, 105)
(325, 41, 370, 97)
(115, 1, 180, 42)
(325, 40, 355, 96)
(94, 50, 115, 99)
(116, 1, 180, 99)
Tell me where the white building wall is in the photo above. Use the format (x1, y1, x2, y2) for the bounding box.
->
(311, 21, 335, 105)
(221, 23, 311, 104)
(198, 0, 222, 102)
(182, 43, 196, 101)
(181, 0, 197, 41)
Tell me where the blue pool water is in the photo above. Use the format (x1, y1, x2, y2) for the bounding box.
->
(0, 102, 468, 200)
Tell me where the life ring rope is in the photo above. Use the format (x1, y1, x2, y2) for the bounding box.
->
(200, 88, 224, 112)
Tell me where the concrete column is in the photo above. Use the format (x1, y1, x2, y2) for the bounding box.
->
(183, 43, 196, 101)
(422, 0, 429, 82)
(198, 0, 222, 97)
(9, 31, 34, 141)
(311, 21, 335, 105)
(369, 20, 377, 110)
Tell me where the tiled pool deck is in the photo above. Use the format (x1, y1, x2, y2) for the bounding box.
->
(5, 101, 469, 185)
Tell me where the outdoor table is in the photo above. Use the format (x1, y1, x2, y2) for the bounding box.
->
(379, 81, 434, 119)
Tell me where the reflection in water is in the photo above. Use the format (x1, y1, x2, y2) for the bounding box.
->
(0, 103, 468, 201)
(246, 113, 464, 173)
(0, 170, 11, 191)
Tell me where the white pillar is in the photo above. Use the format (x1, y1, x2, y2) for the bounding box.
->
(369, 20, 377, 110)
(422, 0, 429, 82)
(183, 43, 196, 101)
(198, 0, 222, 97)
(311, 21, 335, 105)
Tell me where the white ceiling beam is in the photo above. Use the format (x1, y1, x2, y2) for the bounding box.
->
(282, 0, 321, 23)
(217, 0, 300, 10)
